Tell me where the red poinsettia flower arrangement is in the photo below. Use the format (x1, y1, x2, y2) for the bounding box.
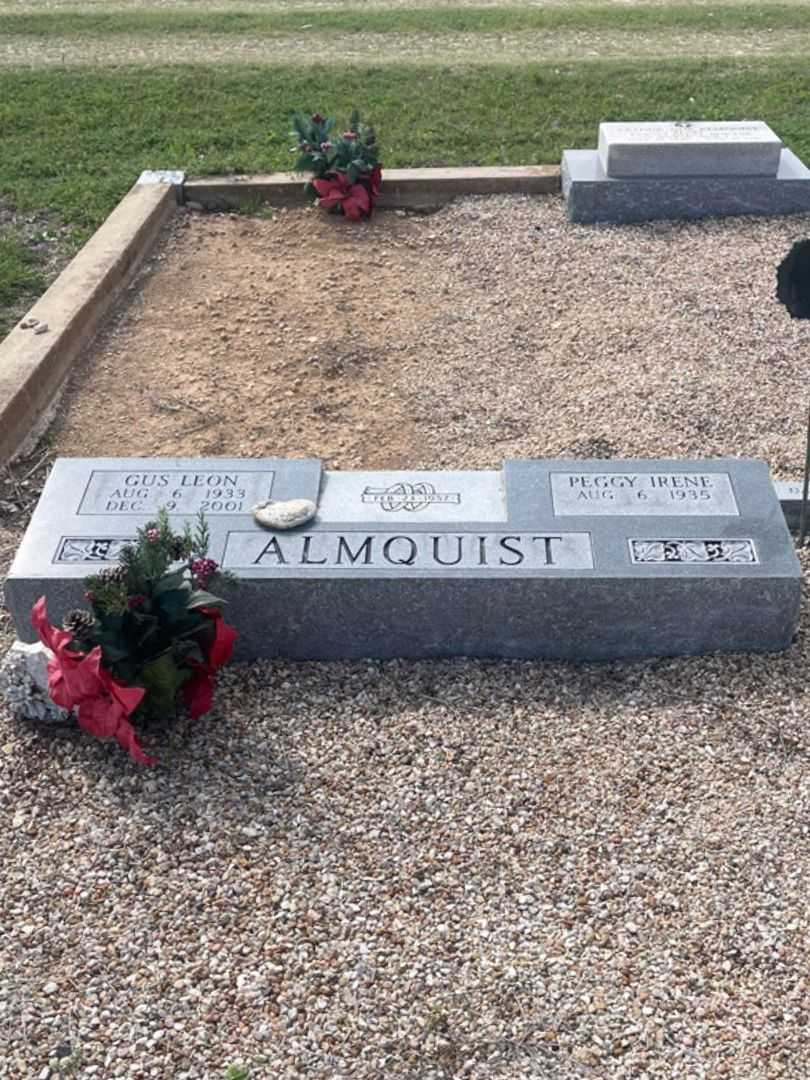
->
(291, 110, 382, 220)
(30, 510, 237, 765)
(311, 165, 382, 221)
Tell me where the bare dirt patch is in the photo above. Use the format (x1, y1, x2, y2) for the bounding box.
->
(47, 195, 810, 477)
(3, 27, 809, 67)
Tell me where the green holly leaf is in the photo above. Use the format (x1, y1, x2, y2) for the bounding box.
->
(187, 589, 224, 611)
(153, 569, 187, 596)
(140, 652, 190, 720)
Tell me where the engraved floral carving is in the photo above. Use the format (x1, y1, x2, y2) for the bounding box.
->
(630, 539, 756, 564)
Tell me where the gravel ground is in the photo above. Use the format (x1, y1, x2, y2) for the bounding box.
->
(2, 27, 807, 67)
(4, 196, 810, 1079)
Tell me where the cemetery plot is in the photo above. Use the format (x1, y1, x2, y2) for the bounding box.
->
(37, 197, 810, 480)
(2, 196, 810, 1080)
(4, 193, 809, 659)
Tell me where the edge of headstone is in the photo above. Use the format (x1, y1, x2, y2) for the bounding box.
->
(0, 172, 183, 464)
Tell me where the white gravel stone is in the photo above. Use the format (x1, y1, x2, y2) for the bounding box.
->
(4, 197, 810, 1078)
(252, 497, 317, 530)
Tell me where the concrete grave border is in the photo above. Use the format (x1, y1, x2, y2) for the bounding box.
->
(0, 165, 559, 465)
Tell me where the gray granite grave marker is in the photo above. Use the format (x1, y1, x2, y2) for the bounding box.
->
(563, 120, 810, 224)
(4, 456, 800, 662)
(598, 121, 783, 179)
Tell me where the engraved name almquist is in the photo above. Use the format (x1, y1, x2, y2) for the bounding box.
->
(361, 482, 461, 513)
(223, 531, 595, 571)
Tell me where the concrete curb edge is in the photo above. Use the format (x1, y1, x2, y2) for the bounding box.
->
(184, 165, 562, 210)
(0, 177, 180, 463)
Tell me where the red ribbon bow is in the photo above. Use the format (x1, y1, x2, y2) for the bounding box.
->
(32, 597, 153, 765)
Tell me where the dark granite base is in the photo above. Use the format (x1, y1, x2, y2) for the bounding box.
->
(4, 572, 800, 663)
(562, 148, 810, 224)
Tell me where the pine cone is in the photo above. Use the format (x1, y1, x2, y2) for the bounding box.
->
(63, 609, 96, 636)
(98, 565, 127, 584)
(170, 537, 187, 561)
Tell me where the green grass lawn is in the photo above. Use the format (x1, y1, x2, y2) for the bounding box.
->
(3, 58, 810, 234)
(1, 0, 810, 318)
(3, 3, 810, 36)
(0, 231, 44, 337)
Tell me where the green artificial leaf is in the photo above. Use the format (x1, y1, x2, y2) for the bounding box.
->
(172, 614, 209, 638)
(154, 588, 191, 622)
(174, 638, 206, 665)
(187, 589, 224, 611)
(347, 163, 359, 185)
(131, 614, 162, 652)
(153, 568, 187, 596)
(139, 651, 189, 720)
(131, 609, 159, 628)
(97, 610, 124, 630)
(99, 641, 131, 664)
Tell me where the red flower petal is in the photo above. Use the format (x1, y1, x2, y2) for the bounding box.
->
(99, 665, 146, 715)
(197, 608, 238, 670)
(342, 197, 363, 221)
(32, 596, 74, 657)
(183, 665, 215, 720)
(313, 173, 349, 199)
(350, 184, 370, 212)
(210, 618, 238, 670)
(312, 178, 338, 198)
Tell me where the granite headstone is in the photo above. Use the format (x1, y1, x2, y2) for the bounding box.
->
(4, 456, 801, 662)
(563, 120, 810, 224)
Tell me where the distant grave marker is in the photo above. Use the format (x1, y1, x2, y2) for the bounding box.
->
(563, 120, 810, 224)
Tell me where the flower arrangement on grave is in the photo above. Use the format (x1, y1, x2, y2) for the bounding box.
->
(291, 109, 382, 221)
(776, 240, 810, 543)
(27, 510, 237, 765)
